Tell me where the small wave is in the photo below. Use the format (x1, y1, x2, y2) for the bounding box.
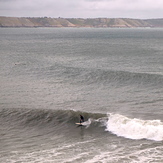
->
(56, 65, 163, 87)
(106, 113, 163, 141)
(83, 69, 163, 87)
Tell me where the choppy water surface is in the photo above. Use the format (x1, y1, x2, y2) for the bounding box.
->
(0, 28, 163, 162)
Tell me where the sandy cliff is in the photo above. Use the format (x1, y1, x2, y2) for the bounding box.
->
(0, 17, 163, 28)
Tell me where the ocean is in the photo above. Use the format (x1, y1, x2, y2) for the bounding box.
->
(0, 27, 163, 163)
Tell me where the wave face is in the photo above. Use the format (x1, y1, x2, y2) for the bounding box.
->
(0, 108, 105, 128)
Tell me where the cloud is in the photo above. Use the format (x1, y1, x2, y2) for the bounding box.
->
(0, 0, 163, 18)
(84, 0, 163, 10)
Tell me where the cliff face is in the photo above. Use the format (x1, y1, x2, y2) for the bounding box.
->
(0, 16, 163, 28)
(0, 17, 76, 27)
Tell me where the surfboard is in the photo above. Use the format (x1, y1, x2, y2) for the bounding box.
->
(75, 123, 84, 126)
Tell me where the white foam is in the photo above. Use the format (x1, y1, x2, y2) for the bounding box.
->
(85, 145, 163, 163)
(106, 113, 163, 141)
(82, 118, 92, 127)
(4, 139, 97, 163)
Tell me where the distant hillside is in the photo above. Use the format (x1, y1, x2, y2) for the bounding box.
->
(0, 17, 75, 27)
(0, 16, 163, 28)
(145, 18, 163, 27)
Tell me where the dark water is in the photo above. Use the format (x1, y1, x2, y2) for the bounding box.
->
(0, 28, 163, 162)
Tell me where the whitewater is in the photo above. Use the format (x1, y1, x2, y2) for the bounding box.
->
(0, 28, 163, 163)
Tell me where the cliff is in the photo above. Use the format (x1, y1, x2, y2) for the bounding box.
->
(0, 16, 163, 28)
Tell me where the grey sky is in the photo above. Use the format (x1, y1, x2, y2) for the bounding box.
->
(0, 0, 163, 19)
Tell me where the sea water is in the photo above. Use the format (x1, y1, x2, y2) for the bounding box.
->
(0, 27, 163, 162)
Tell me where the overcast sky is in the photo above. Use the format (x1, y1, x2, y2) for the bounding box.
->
(0, 0, 163, 19)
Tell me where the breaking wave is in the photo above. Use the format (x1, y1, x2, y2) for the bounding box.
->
(106, 113, 163, 141)
(1, 108, 163, 141)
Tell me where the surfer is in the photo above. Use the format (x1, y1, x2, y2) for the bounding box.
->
(80, 115, 84, 123)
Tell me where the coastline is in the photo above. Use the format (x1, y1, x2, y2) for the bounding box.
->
(1, 16, 163, 28)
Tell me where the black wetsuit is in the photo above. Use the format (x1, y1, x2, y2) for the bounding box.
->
(80, 115, 84, 123)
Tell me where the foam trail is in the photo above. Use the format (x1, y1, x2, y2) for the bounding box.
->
(106, 114, 163, 141)
(82, 118, 92, 128)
